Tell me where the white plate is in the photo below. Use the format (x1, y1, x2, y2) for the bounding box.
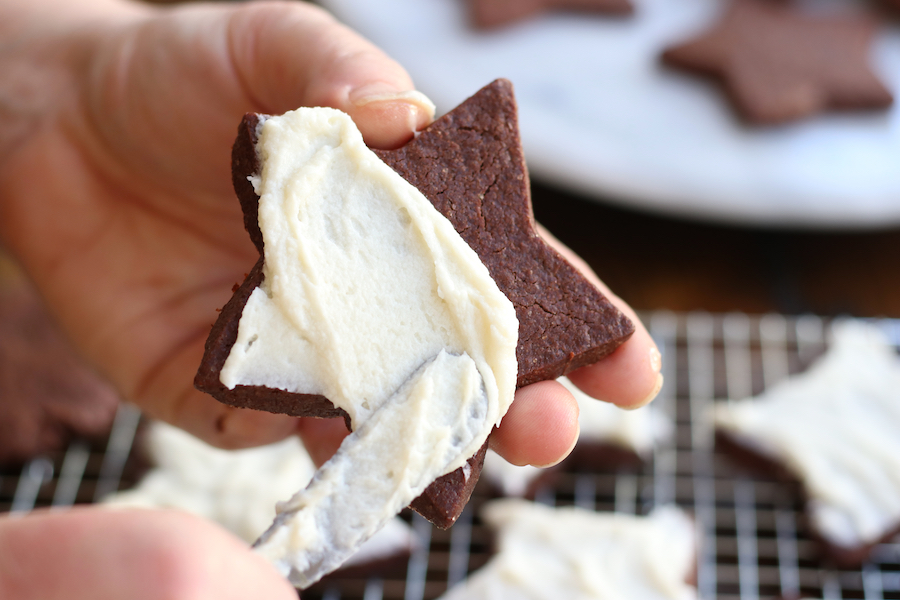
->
(320, 0, 900, 228)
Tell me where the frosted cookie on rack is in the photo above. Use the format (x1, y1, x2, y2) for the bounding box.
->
(482, 376, 671, 497)
(103, 422, 416, 579)
(439, 500, 697, 600)
(104, 423, 417, 578)
(712, 320, 900, 567)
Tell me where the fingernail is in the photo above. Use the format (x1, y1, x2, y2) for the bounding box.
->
(532, 421, 580, 469)
(349, 86, 436, 117)
(624, 373, 664, 411)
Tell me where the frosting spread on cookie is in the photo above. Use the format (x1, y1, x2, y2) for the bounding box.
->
(713, 321, 900, 548)
(218, 107, 518, 586)
(439, 501, 697, 600)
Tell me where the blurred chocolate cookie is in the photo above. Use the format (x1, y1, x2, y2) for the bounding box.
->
(662, 0, 893, 124)
(467, 0, 633, 30)
(0, 270, 119, 464)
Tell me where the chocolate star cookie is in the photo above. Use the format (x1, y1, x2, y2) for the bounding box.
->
(662, 0, 893, 124)
(467, 0, 633, 30)
(195, 79, 634, 528)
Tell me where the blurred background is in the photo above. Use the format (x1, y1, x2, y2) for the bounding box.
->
(313, 0, 900, 318)
(103, 0, 900, 318)
(3, 1, 900, 599)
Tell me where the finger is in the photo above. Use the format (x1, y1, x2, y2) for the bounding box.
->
(566, 327, 663, 410)
(537, 224, 663, 409)
(0, 508, 296, 600)
(227, 2, 435, 149)
(490, 380, 580, 467)
(134, 336, 299, 450)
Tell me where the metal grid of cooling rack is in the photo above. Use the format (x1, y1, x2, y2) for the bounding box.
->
(3, 311, 899, 600)
(0, 402, 142, 515)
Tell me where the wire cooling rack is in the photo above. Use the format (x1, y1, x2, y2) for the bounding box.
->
(2, 311, 899, 600)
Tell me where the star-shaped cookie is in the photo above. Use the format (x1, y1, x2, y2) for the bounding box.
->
(105, 421, 417, 579)
(439, 501, 698, 600)
(661, 0, 894, 124)
(467, 0, 633, 30)
(713, 320, 900, 568)
(194, 79, 634, 528)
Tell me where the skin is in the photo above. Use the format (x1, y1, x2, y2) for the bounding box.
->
(0, 0, 662, 597)
(0, 508, 298, 600)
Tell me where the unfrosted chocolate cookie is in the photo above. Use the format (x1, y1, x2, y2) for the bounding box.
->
(0, 278, 119, 464)
(467, 0, 633, 30)
(195, 79, 634, 528)
(662, 0, 893, 124)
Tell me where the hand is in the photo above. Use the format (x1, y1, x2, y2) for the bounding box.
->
(0, 0, 432, 448)
(0, 507, 297, 600)
(0, 0, 661, 468)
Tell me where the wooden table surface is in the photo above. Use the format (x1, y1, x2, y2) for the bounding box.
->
(530, 179, 900, 319)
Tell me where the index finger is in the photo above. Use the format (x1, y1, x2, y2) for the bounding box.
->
(227, 2, 435, 149)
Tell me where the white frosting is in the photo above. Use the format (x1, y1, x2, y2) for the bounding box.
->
(220, 107, 518, 432)
(483, 377, 672, 497)
(102, 422, 416, 567)
(219, 107, 518, 587)
(712, 320, 900, 548)
(439, 501, 697, 600)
